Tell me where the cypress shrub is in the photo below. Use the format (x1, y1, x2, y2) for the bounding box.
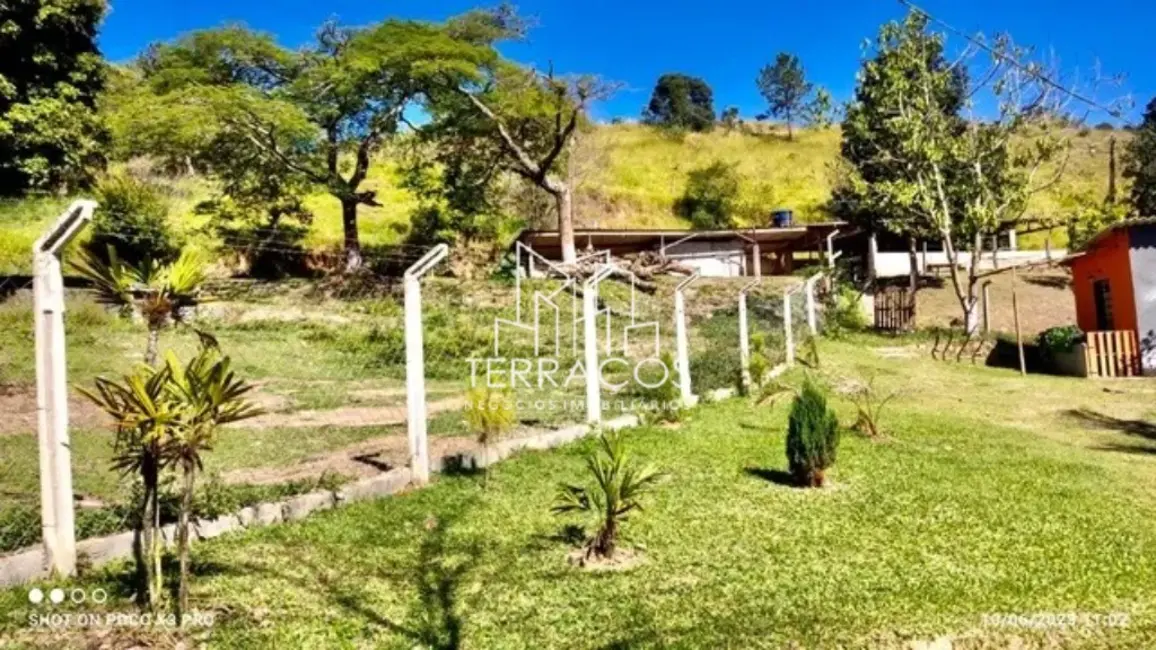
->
(786, 379, 840, 487)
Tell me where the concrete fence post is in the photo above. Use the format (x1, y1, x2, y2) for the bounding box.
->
(784, 288, 797, 367)
(804, 272, 823, 336)
(738, 278, 760, 392)
(674, 272, 700, 405)
(33, 200, 95, 577)
(582, 264, 617, 423)
(404, 244, 448, 485)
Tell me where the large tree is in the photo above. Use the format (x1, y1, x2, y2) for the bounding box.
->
(842, 10, 1089, 334)
(1125, 97, 1156, 217)
(0, 0, 107, 194)
(417, 8, 611, 265)
(837, 13, 966, 289)
(756, 53, 813, 140)
(642, 73, 715, 132)
(119, 21, 489, 271)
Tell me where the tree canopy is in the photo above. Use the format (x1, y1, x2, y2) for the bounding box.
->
(110, 19, 497, 270)
(0, 0, 107, 195)
(1125, 97, 1156, 217)
(642, 73, 715, 132)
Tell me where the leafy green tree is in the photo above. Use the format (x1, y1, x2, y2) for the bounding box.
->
(419, 8, 611, 265)
(642, 73, 715, 132)
(117, 20, 486, 271)
(1125, 97, 1156, 217)
(756, 53, 812, 140)
(676, 160, 742, 229)
(0, 0, 107, 194)
(802, 88, 835, 129)
(837, 12, 966, 290)
(552, 431, 662, 559)
(786, 379, 840, 487)
(720, 106, 741, 133)
(87, 172, 180, 267)
(839, 11, 1076, 331)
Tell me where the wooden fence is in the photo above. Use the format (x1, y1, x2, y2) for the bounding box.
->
(875, 287, 916, 331)
(1084, 330, 1141, 378)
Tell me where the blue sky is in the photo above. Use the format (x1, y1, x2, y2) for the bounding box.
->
(99, 0, 1154, 123)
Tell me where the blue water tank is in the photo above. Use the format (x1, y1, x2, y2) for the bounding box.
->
(771, 209, 793, 228)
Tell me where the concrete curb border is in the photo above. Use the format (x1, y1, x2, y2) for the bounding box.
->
(0, 413, 640, 586)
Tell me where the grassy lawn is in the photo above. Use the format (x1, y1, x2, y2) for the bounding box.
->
(4, 336, 1156, 648)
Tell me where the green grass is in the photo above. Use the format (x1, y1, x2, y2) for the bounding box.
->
(4, 336, 1156, 647)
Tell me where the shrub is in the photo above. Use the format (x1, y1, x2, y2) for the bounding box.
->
(631, 351, 684, 423)
(675, 161, 741, 229)
(198, 196, 312, 279)
(552, 430, 662, 559)
(785, 379, 840, 487)
(86, 173, 180, 267)
(1038, 325, 1083, 359)
(844, 375, 897, 438)
(464, 386, 516, 454)
(824, 285, 868, 337)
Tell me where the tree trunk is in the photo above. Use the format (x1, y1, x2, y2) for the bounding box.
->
(140, 460, 160, 609)
(145, 325, 160, 367)
(907, 236, 919, 293)
(596, 515, 618, 559)
(177, 461, 195, 625)
(341, 199, 363, 272)
(555, 187, 577, 265)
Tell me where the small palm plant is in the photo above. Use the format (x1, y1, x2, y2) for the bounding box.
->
(552, 431, 662, 560)
(164, 339, 261, 622)
(844, 374, 897, 439)
(78, 363, 181, 609)
(786, 379, 840, 487)
(463, 386, 515, 476)
(75, 246, 205, 365)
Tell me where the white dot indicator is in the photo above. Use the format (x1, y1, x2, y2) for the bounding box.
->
(49, 588, 65, 604)
(28, 588, 44, 605)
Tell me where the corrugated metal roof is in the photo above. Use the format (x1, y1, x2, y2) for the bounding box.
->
(1070, 217, 1156, 257)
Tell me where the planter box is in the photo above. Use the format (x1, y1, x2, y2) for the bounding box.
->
(1050, 344, 1088, 377)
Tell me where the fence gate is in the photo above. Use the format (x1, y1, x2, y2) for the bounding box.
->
(1085, 330, 1141, 377)
(874, 286, 916, 331)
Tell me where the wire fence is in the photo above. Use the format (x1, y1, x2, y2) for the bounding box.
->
(0, 226, 830, 576)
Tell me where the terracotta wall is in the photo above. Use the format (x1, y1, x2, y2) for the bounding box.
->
(1069, 229, 1137, 333)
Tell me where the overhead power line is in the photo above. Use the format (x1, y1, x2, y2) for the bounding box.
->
(896, 0, 1126, 119)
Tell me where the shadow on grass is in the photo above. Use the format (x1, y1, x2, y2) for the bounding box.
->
(1065, 408, 1156, 442)
(743, 467, 800, 488)
(1022, 275, 1070, 289)
(1090, 443, 1156, 457)
(222, 501, 480, 649)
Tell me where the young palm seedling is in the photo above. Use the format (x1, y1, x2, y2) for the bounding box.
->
(463, 386, 516, 480)
(552, 431, 663, 560)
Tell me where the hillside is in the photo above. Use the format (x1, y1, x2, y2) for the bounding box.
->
(0, 124, 1126, 274)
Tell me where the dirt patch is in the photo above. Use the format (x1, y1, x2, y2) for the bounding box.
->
(567, 546, 646, 572)
(221, 433, 479, 486)
(231, 395, 466, 430)
(915, 270, 1075, 334)
(0, 385, 111, 436)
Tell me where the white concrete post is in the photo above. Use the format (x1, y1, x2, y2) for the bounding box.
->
(738, 278, 759, 392)
(804, 273, 822, 336)
(752, 242, 762, 278)
(866, 231, 878, 279)
(404, 244, 448, 484)
(784, 289, 796, 367)
(674, 272, 700, 405)
(582, 265, 616, 423)
(33, 200, 94, 577)
(583, 282, 601, 423)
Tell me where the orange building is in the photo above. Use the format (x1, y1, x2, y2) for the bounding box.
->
(1063, 219, 1156, 374)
